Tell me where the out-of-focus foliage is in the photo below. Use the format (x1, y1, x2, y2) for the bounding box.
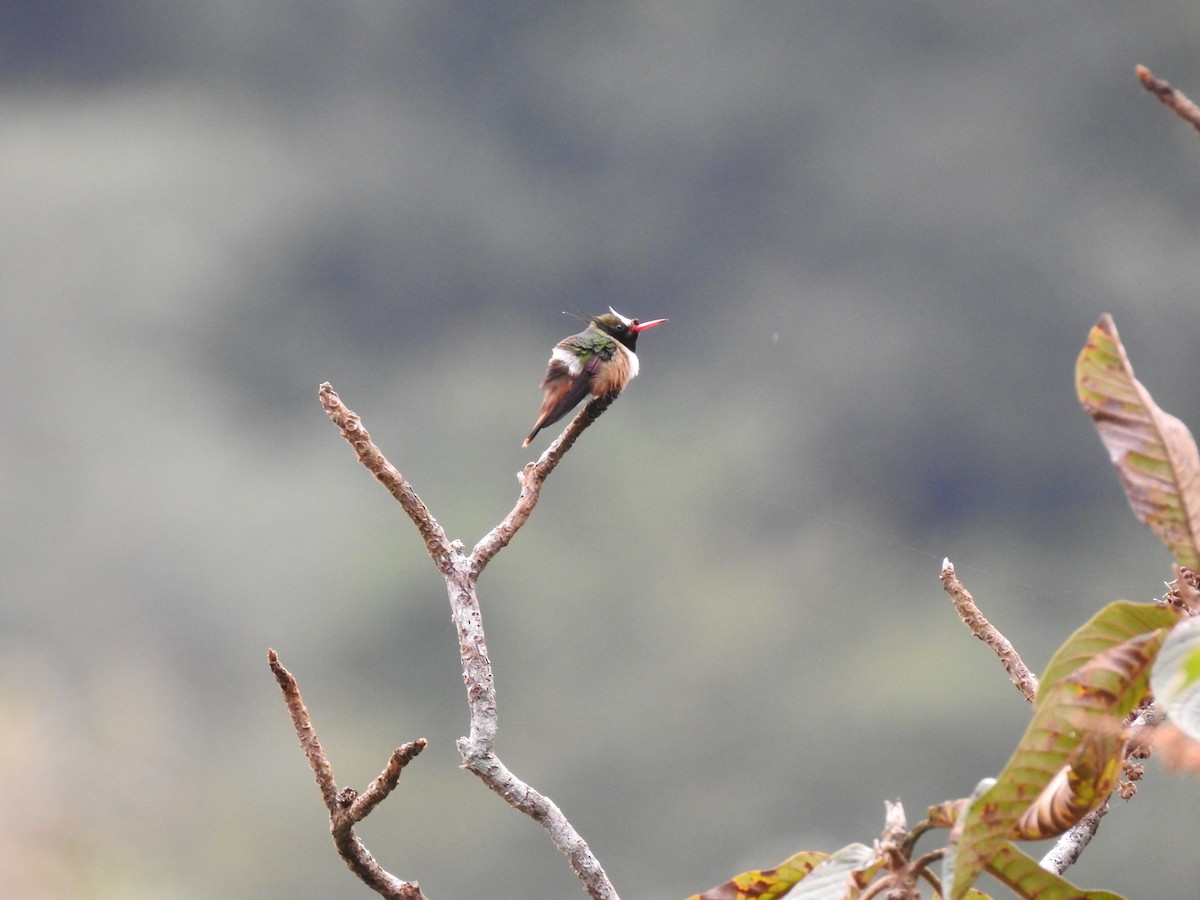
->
(1151, 616, 1200, 739)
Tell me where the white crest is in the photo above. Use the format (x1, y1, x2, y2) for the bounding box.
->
(608, 307, 635, 326)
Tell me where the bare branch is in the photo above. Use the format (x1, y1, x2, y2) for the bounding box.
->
(269, 647, 339, 811)
(1136, 65, 1200, 137)
(329, 826, 428, 900)
(348, 740, 430, 823)
(458, 744, 618, 898)
(269, 649, 429, 900)
(447, 550, 619, 898)
(940, 559, 1040, 702)
(310, 383, 620, 899)
(472, 393, 619, 572)
(319, 383, 455, 573)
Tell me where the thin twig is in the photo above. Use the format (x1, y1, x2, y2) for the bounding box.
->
(940, 559, 1039, 702)
(910, 849, 945, 893)
(348, 740, 430, 822)
(472, 393, 618, 572)
(269, 647, 339, 811)
(1136, 65, 1200, 137)
(269, 649, 428, 900)
(319, 383, 456, 574)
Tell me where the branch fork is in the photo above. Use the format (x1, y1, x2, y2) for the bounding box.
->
(272, 383, 622, 899)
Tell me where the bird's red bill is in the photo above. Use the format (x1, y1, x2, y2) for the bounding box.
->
(632, 318, 668, 332)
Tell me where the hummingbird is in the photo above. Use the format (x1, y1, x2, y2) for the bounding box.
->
(523, 308, 667, 447)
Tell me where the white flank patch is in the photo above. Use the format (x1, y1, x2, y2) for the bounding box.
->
(551, 346, 583, 376)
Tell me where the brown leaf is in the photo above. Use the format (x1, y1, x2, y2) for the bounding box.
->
(1076, 314, 1200, 568)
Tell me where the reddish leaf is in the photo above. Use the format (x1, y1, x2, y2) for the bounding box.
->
(1036, 601, 1179, 707)
(1076, 314, 1200, 568)
(947, 627, 1167, 898)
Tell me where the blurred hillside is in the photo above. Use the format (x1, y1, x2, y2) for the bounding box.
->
(4, 2, 1200, 898)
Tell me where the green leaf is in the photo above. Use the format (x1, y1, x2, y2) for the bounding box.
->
(1036, 601, 1179, 707)
(947, 629, 1167, 898)
(985, 842, 1125, 899)
(1151, 615, 1200, 739)
(1076, 314, 1200, 568)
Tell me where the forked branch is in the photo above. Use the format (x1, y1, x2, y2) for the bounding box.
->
(273, 384, 620, 899)
(269, 648, 428, 900)
(472, 392, 618, 572)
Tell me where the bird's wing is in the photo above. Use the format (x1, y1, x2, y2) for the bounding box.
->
(536, 357, 594, 418)
(524, 356, 596, 445)
(565, 331, 617, 378)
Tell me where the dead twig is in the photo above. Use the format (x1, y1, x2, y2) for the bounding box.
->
(319, 384, 455, 573)
(939, 559, 1039, 702)
(278, 383, 620, 899)
(1136, 65, 1200, 138)
(472, 392, 618, 571)
(269, 649, 428, 900)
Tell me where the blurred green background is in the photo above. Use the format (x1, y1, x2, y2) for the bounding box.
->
(5, 2, 1200, 898)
